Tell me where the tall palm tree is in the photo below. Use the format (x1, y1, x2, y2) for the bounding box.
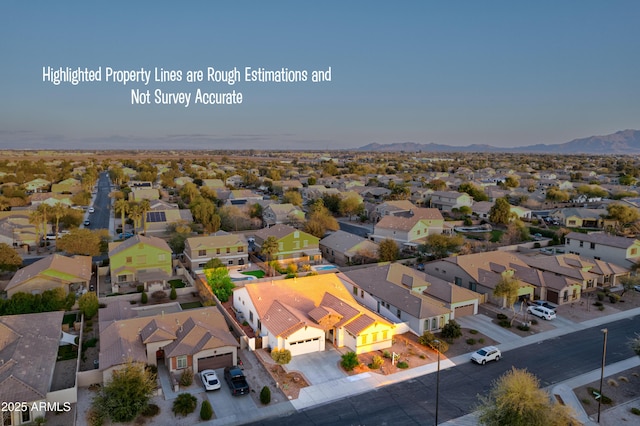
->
(50, 203, 66, 243)
(29, 209, 44, 251)
(140, 199, 151, 235)
(128, 202, 143, 234)
(260, 236, 279, 277)
(114, 198, 130, 233)
(36, 204, 52, 238)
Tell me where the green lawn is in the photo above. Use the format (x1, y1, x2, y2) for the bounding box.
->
(180, 301, 203, 310)
(63, 313, 77, 326)
(242, 270, 265, 278)
(490, 230, 503, 242)
(169, 279, 186, 288)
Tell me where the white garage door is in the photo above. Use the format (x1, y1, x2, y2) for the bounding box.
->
(287, 337, 322, 356)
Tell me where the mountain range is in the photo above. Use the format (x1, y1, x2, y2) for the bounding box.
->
(356, 129, 640, 154)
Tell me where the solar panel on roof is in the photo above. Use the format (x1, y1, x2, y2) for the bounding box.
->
(146, 211, 166, 222)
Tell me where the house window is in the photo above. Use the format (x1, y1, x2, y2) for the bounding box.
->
(396, 309, 401, 319)
(566, 239, 570, 244)
(590, 242, 595, 250)
(3, 411, 11, 426)
(249, 311, 253, 322)
(563, 291, 569, 302)
(572, 288, 578, 299)
(303, 240, 308, 248)
(579, 241, 583, 248)
(431, 317, 437, 330)
(294, 241, 300, 249)
(126, 256, 132, 264)
(228, 260, 233, 265)
(216, 248, 221, 254)
(118, 275, 127, 283)
(239, 259, 245, 265)
(226, 247, 231, 253)
(238, 246, 244, 253)
(361, 334, 367, 344)
(382, 330, 388, 340)
(177, 355, 187, 369)
(631, 248, 637, 256)
(21, 409, 31, 423)
(360, 289, 364, 298)
(158, 254, 166, 261)
(454, 277, 462, 286)
(469, 282, 477, 291)
(278, 242, 284, 251)
(198, 249, 206, 256)
(294, 231, 300, 238)
(372, 332, 378, 342)
(353, 286, 358, 295)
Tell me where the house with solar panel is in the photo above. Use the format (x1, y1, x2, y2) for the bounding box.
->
(144, 200, 194, 235)
(108, 234, 173, 292)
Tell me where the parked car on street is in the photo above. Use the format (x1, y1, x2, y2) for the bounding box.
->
(634, 285, 640, 292)
(88, 207, 95, 213)
(527, 305, 556, 320)
(471, 346, 501, 365)
(200, 369, 221, 391)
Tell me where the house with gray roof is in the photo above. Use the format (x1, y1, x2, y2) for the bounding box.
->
(263, 203, 305, 227)
(319, 230, 379, 266)
(564, 231, 640, 268)
(183, 232, 249, 274)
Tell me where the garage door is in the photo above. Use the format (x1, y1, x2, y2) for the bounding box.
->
(287, 337, 322, 356)
(197, 353, 233, 372)
(454, 304, 475, 318)
(547, 291, 559, 304)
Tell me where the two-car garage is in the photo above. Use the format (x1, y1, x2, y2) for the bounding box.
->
(196, 350, 235, 372)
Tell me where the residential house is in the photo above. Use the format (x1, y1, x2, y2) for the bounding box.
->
(319, 230, 379, 266)
(564, 231, 640, 268)
(0, 211, 38, 248)
(0, 311, 66, 425)
(51, 178, 82, 194)
(99, 303, 238, 382)
(29, 193, 73, 207)
(372, 200, 417, 222)
(369, 208, 444, 249)
(424, 252, 536, 308)
(225, 174, 244, 188)
(271, 180, 303, 194)
(183, 232, 249, 274)
(226, 189, 263, 207)
(233, 273, 395, 356)
(108, 235, 173, 292)
(143, 199, 194, 234)
(253, 224, 321, 266)
(263, 203, 305, 227)
(301, 185, 340, 202)
(550, 208, 610, 228)
(5, 254, 91, 297)
(341, 263, 479, 335)
(128, 187, 160, 201)
(201, 179, 226, 189)
(23, 178, 51, 193)
(427, 191, 473, 212)
(173, 176, 194, 187)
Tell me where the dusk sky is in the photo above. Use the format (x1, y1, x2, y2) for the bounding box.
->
(1, 1, 639, 151)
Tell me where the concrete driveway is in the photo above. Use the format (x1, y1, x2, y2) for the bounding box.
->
(284, 348, 346, 385)
(204, 368, 257, 421)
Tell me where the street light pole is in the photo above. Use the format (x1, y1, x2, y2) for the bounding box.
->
(434, 339, 441, 426)
(597, 328, 608, 423)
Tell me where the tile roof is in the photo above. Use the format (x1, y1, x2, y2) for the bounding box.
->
(254, 223, 299, 241)
(565, 231, 640, 249)
(184, 233, 248, 252)
(108, 234, 172, 257)
(6, 254, 92, 292)
(319, 230, 379, 255)
(0, 311, 63, 403)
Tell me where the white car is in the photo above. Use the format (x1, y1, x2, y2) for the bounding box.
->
(471, 346, 501, 365)
(88, 207, 95, 213)
(200, 369, 221, 391)
(527, 305, 556, 320)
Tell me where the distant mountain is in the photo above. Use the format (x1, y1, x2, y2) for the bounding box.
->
(357, 129, 640, 154)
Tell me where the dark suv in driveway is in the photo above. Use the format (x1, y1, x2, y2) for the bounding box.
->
(224, 366, 250, 396)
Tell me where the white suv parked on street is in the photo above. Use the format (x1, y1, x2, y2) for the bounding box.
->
(471, 346, 501, 365)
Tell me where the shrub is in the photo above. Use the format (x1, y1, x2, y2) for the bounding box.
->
(172, 393, 197, 417)
(593, 301, 603, 307)
(260, 386, 271, 405)
(179, 368, 194, 387)
(141, 291, 148, 304)
(341, 351, 360, 371)
(498, 319, 511, 328)
(382, 350, 392, 359)
(200, 400, 213, 420)
(598, 306, 605, 311)
(136, 285, 144, 293)
(141, 403, 160, 417)
(270, 348, 292, 365)
(441, 320, 462, 340)
(369, 355, 384, 369)
(596, 292, 605, 301)
(497, 313, 508, 320)
(469, 329, 478, 335)
(417, 331, 449, 353)
(517, 324, 530, 331)
(466, 338, 476, 345)
(607, 379, 618, 387)
(397, 361, 409, 369)
(478, 338, 485, 344)
(631, 407, 640, 415)
(170, 287, 177, 300)
(608, 293, 621, 303)
(530, 319, 538, 325)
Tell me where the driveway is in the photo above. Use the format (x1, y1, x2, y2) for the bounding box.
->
(284, 348, 346, 385)
(203, 368, 257, 421)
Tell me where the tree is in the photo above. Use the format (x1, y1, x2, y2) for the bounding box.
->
(619, 275, 640, 297)
(458, 182, 489, 202)
(283, 190, 303, 206)
(489, 197, 511, 225)
(170, 287, 177, 300)
(78, 292, 99, 319)
(92, 360, 156, 423)
(440, 319, 462, 340)
(205, 267, 235, 302)
(260, 236, 279, 277)
(28, 209, 45, 249)
(503, 175, 520, 189)
(606, 204, 640, 229)
(493, 274, 520, 324)
(50, 203, 66, 242)
(304, 199, 339, 238)
(140, 199, 151, 234)
(128, 202, 143, 233)
(114, 198, 130, 231)
(419, 234, 464, 259)
(190, 197, 220, 233)
(172, 392, 197, 417)
(200, 400, 213, 420)
(545, 188, 570, 202)
(339, 194, 363, 220)
(378, 239, 399, 262)
(477, 367, 577, 426)
(56, 229, 101, 256)
(260, 386, 271, 405)
(0, 243, 22, 271)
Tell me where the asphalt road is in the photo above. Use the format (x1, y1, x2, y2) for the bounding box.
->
(249, 314, 640, 425)
(86, 171, 112, 231)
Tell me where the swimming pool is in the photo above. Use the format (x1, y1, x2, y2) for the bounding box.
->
(312, 264, 338, 271)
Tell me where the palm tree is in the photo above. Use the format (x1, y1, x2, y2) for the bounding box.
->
(36, 204, 52, 238)
(128, 202, 143, 234)
(260, 236, 279, 277)
(140, 199, 151, 235)
(28, 209, 44, 252)
(114, 198, 130, 233)
(50, 203, 66, 244)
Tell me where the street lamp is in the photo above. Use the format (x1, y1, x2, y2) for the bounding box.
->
(597, 328, 608, 423)
(433, 339, 441, 426)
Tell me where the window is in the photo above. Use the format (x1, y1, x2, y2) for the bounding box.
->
(3, 412, 11, 426)
(454, 277, 462, 286)
(239, 259, 245, 265)
(431, 317, 437, 330)
(22, 409, 31, 423)
(382, 330, 388, 340)
(177, 355, 187, 369)
(278, 242, 284, 251)
(293, 241, 300, 249)
(563, 291, 569, 302)
(303, 240, 308, 248)
(216, 248, 221, 254)
(372, 332, 378, 342)
(126, 256, 132, 264)
(118, 275, 127, 283)
(396, 309, 401, 319)
(226, 247, 230, 253)
(579, 241, 583, 247)
(158, 254, 166, 261)
(631, 248, 637, 256)
(198, 249, 206, 256)
(353, 286, 358, 295)
(294, 231, 300, 238)
(360, 289, 364, 298)
(572, 288, 578, 299)
(361, 334, 367, 344)
(566, 238, 570, 244)
(249, 311, 253, 322)
(228, 260, 233, 265)
(469, 282, 477, 291)
(590, 242, 595, 250)
(238, 246, 244, 252)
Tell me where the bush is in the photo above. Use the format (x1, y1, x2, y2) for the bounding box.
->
(136, 285, 144, 293)
(170, 287, 177, 300)
(631, 407, 640, 415)
(530, 319, 538, 325)
(478, 338, 485, 344)
(141, 403, 160, 417)
(598, 305, 605, 311)
(417, 331, 449, 353)
(172, 393, 197, 417)
(593, 301, 603, 307)
(597, 292, 605, 301)
(587, 387, 612, 404)
(497, 313, 508, 320)
(469, 329, 478, 335)
(369, 355, 384, 369)
(270, 348, 292, 365)
(466, 338, 476, 345)
(498, 319, 511, 328)
(397, 361, 409, 369)
(608, 293, 621, 303)
(341, 351, 360, 371)
(141, 291, 148, 304)
(441, 320, 462, 340)
(179, 368, 194, 387)
(382, 350, 392, 359)
(260, 386, 271, 405)
(200, 400, 213, 420)
(517, 324, 530, 331)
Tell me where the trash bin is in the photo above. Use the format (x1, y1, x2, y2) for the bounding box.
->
(93, 359, 99, 369)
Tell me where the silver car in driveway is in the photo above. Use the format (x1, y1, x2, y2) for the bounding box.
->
(200, 369, 221, 391)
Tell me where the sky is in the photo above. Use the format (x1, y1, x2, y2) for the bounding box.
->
(1, 1, 639, 151)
